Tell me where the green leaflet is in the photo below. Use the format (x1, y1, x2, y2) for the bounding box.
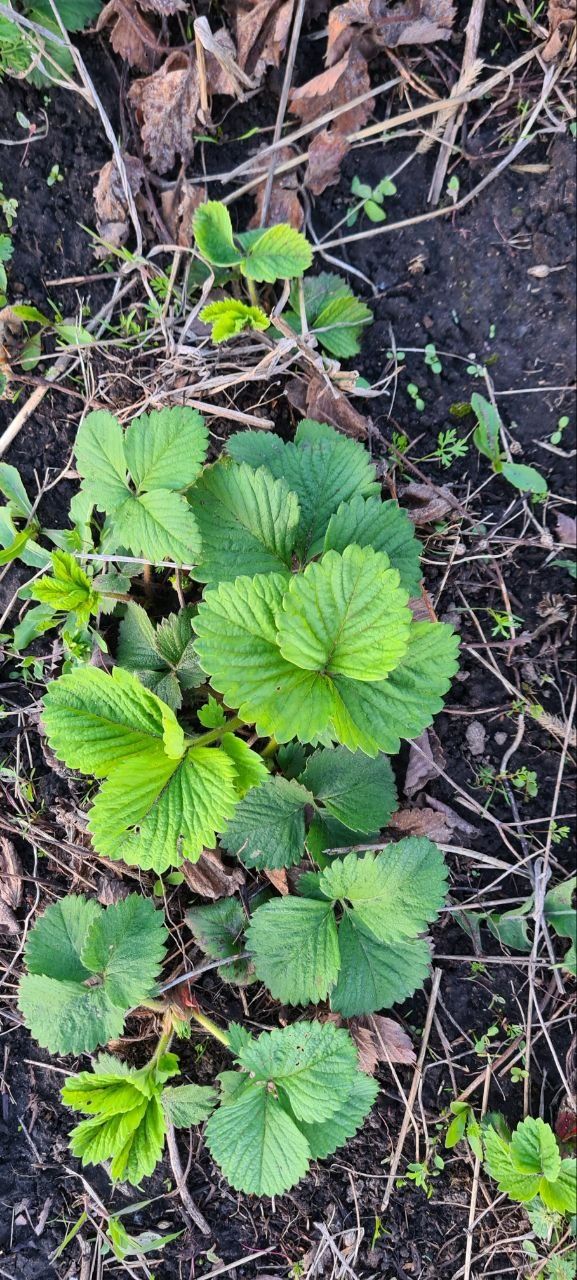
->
(161, 1084, 217, 1128)
(116, 603, 204, 710)
(193, 202, 243, 267)
(200, 299, 270, 342)
(299, 747, 397, 834)
(544, 877, 576, 976)
(18, 896, 167, 1055)
(192, 202, 312, 281)
(284, 272, 372, 358)
(247, 841, 447, 1014)
(186, 898, 254, 985)
(205, 1021, 371, 1196)
(484, 1119, 577, 1215)
(189, 459, 300, 585)
(30, 551, 100, 620)
(42, 666, 257, 872)
(296, 1072, 379, 1160)
(220, 776, 312, 869)
(226, 423, 379, 559)
(323, 494, 422, 596)
(74, 407, 207, 564)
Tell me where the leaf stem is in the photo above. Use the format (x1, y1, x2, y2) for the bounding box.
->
(187, 715, 245, 748)
(150, 1013, 174, 1065)
(260, 736, 277, 759)
(189, 1009, 231, 1048)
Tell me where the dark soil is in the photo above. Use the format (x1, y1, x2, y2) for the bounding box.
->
(0, 4, 575, 1279)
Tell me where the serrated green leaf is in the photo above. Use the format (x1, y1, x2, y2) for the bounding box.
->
(75, 412, 129, 511)
(298, 746, 397, 833)
(205, 1079, 311, 1196)
(285, 273, 372, 358)
(189, 459, 299, 585)
(42, 666, 183, 777)
(219, 733, 268, 796)
(501, 461, 548, 495)
(484, 1126, 544, 1202)
(298, 1072, 379, 1160)
(124, 406, 208, 492)
(161, 1084, 217, 1128)
(80, 895, 167, 1009)
(510, 1118, 561, 1180)
(200, 299, 270, 342)
(540, 1160, 577, 1214)
(193, 202, 242, 267)
(220, 775, 311, 869)
(319, 841, 448, 941)
(234, 1021, 359, 1124)
(277, 546, 411, 681)
(34, 0, 101, 32)
(240, 223, 312, 282)
(70, 1087, 166, 1186)
(225, 429, 287, 471)
(117, 604, 204, 710)
(247, 897, 340, 1004)
(186, 897, 246, 960)
(331, 915, 432, 1017)
(30, 551, 99, 619)
(323, 494, 422, 595)
(197, 696, 227, 728)
(112, 489, 202, 565)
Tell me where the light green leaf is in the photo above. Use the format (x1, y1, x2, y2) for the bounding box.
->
(544, 877, 576, 976)
(501, 461, 548, 495)
(285, 274, 372, 358)
(247, 897, 340, 1004)
(200, 299, 270, 342)
(298, 1073, 379, 1160)
(197, 696, 227, 728)
(220, 775, 312, 869)
(0, 462, 33, 517)
(193, 201, 242, 267)
(319, 841, 448, 942)
(298, 746, 397, 833)
(276, 546, 411, 681)
(161, 1084, 217, 1128)
(75, 412, 129, 511)
(189, 459, 299, 585)
(30, 551, 99, 618)
(68, 1075, 167, 1187)
(484, 1126, 544, 1203)
(219, 733, 268, 796)
(112, 489, 202, 565)
(123, 406, 208, 492)
(0, 527, 35, 565)
(241, 223, 312, 282)
(471, 394, 502, 463)
(323, 494, 422, 595)
(540, 1160, 577, 1214)
(205, 1079, 311, 1196)
(510, 1117, 561, 1180)
(116, 604, 204, 710)
(233, 1021, 358, 1124)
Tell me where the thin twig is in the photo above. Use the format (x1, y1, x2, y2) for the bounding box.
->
(380, 969, 442, 1210)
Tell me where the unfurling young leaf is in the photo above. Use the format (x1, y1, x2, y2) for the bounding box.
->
(74, 406, 208, 564)
(116, 603, 204, 710)
(18, 895, 167, 1054)
(30, 550, 100, 621)
(205, 1020, 377, 1196)
(246, 840, 448, 1015)
(484, 1117, 577, 1215)
(200, 299, 270, 342)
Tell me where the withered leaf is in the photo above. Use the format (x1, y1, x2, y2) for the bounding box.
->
(250, 147, 303, 229)
(129, 51, 200, 174)
(398, 481, 454, 524)
(97, 0, 162, 73)
(555, 512, 577, 547)
(95, 874, 130, 907)
(139, 0, 186, 11)
(181, 848, 245, 899)
(286, 374, 370, 439)
(225, 0, 295, 79)
(352, 1015, 416, 1072)
(305, 129, 350, 196)
(0, 837, 22, 911)
(289, 45, 373, 134)
(368, 0, 456, 46)
(264, 868, 290, 895)
(93, 155, 144, 254)
(404, 727, 445, 798)
(161, 180, 207, 245)
(388, 805, 455, 842)
(0, 899, 19, 936)
(544, 1, 576, 60)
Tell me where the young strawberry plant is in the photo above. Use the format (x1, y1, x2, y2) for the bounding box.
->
(484, 1117, 577, 1216)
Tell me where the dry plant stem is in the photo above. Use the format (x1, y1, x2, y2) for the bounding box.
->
(165, 1123, 210, 1236)
(380, 969, 442, 1210)
(260, 0, 306, 227)
(462, 1062, 492, 1280)
(428, 0, 487, 206)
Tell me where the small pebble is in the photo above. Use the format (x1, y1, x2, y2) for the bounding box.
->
(465, 721, 486, 756)
(494, 731, 508, 745)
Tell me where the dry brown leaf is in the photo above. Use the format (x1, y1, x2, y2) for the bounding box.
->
(0, 899, 19, 936)
(351, 1015, 416, 1072)
(404, 727, 445, 798)
(409, 588, 437, 623)
(161, 180, 207, 245)
(93, 155, 144, 254)
(0, 837, 22, 911)
(369, 0, 456, 47)
(286, 374, 369, 439)
(305, 129, 350, 195)
(555, 512, 577, 547)
(388, 805, 455, 842)
(398, 480, 454, 524)
(97, 0, 161, 72)
(139, 0, 186, 11)
(264, 868, 290, 895)
(249, 147, 303, 229)
(181, 849, 245, 899)
(544, 0, 576, 60)
(289, 45, 373, 134)
(195, 22, 247, 99)
(129, 51, 200, 173)
(225, 0, 295, 79)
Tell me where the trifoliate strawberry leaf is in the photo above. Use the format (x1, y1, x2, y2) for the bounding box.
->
(19, 895, 167, 1055)
(193, 202, 243, 268)
(285, 273, 372, 358)
(75, 411, 129, 511)
(296, 1072, 379, 1160)
(205, 1078, 311, 1196)
(234, 1021, 359, 1123)
(323, 494, 422, 596)
(200, 299, 270, 342)
(238, 224, 313, 282)
(277, 546, 411, 681)
(111, 489, 202, 565)
(220, 776, 312, 869)
(330, 621, 460, 755)
(226, 427, 379, 559)
(186, 898, 253, 984)
(30, 551, 100, 620)
(318, 840, 448, 942)
(161, 1084, 217, 1128)
(123, 407, 208, 492)
(89, 744, 240, 873)
(246, 898, 340, 1005)
(298, 747, 397, 834)
(189, 459, 300, 585)
(116, 603, 204, 710)
(42, 665, 184, 777)
(483, 1123, 575, 1208)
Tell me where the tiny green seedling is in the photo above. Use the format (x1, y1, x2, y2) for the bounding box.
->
(487, 608, 524, 638)
(446, 175, 460, 204)
(46, 163, 63, 186)
(407, 382, 425, 412)
(551, 415, 570, 445)
(424, 343, 442, 374)
(347, 174, 397, 225)
(0, 181, 18, 228)
(422, 428, 469, 469)
(472, 393, 548, 494)
(445, 1102, 483, 1159)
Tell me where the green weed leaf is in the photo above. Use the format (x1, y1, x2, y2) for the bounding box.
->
(501, 461, 548, 495)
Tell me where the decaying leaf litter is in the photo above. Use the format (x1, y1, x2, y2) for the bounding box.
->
(0, 2, 575, 1278)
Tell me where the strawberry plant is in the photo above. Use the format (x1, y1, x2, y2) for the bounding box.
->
(484, 1117, 577, 1215)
